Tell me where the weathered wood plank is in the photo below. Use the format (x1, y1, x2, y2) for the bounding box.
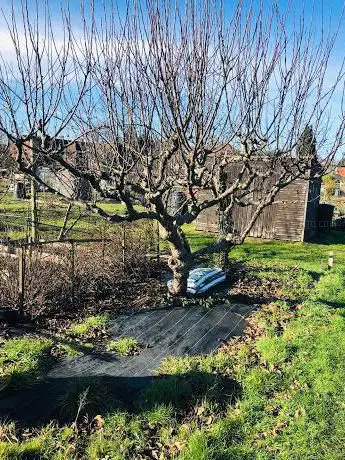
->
(195, 164, 320, 242)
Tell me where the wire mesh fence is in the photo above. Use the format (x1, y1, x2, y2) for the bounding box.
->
(0, 209, 105, 241)
(0, 179, 133, 241)
(0, 219, 161, 318)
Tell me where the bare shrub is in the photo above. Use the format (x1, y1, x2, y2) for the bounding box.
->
(0, 254, 18, 309)
(23, 246, 70, 318)
(0, 221, 160, 319)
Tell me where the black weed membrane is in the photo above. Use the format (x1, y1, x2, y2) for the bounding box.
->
(0, 303, 252, 425)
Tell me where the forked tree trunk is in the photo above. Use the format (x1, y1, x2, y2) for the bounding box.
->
(161, 220, 191, 296)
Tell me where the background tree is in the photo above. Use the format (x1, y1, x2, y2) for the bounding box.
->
(323, 175, 337, 199)
(0, 142, 15, 172)
(0, 0, 344, 295)
(297, 126, 317, 165)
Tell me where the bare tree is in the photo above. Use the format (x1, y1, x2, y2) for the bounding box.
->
(0, 0, 344, 295)
(0, 140, 14, 171)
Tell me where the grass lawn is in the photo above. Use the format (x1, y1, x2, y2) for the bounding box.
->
(2, 268, 345, 458)
(230, 232, 345, 273)
(0, 234, 345, 458)
(0, 181, 130, 240)
(0, 337, 53, 390)
(2, 178, 345, 458)
(66, 314, 109, 337)
(1, 182, 210, 245)
(3, 177, 343, 274)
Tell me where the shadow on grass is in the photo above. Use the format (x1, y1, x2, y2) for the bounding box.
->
(311, 230, 345, 245)
(308, 271, 322, 283)
(250, 264, 321, 284)
(223, 261, 317, 306)
(0, 371, 240, 427)
(321, 300, 345, 309)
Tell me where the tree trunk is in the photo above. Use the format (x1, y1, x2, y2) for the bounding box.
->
(168, 247, 189, 295)
(160, 220, 191, 296)
(218, 208, 231, 270)
(218, 168, 232, 271)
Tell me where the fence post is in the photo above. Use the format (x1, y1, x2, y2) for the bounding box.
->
(30, 146, 39, 242)
(18, 244, 26, 317)
(328, 251, 334, 270)
(7, 241, 15, 255)
(101, 222, 106, 270)
(70, 241, 75, 305)
(156, 220, 160, 263)
(122, 223, 126, 272)
(102, 237, 106, 271)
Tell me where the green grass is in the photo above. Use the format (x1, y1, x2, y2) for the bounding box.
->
(107, 337, 142, 356)
(0, 423, 75, 460)
(53, 341, 94, 358)
(57, 377, 114, 420)
(0, 183, 121, 240)
(0, 337, 53, 389)
(230, 233, 345, 273)
(224, 232, 345, 303)
(182, 223, 217, 251)
(0, 182, 147, 241)
(2, 270, 345, 457)
(4, 174, 345, 274)
(153, 298, 345, 459)
(3, 187, 345, 459)
(312, 266, 345, 307)
(66, 314, 109, 336)
(1, 179, 216, 246)
(145, 404, 175, 427)
(86, 411, 150, 460)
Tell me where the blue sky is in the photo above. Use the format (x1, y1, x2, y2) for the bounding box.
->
(0, 0, 345, 155)
(1, 0, 344, 81)
(1, 0, 344, 77)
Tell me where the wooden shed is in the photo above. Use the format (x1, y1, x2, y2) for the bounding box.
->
(195, 163, 321, 242)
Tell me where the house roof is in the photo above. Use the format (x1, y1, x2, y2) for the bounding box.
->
(335, 166, 345, 177)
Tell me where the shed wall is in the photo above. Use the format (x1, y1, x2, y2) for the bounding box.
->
(303, 178, 321, 240)
(195, 176, 317, 242)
